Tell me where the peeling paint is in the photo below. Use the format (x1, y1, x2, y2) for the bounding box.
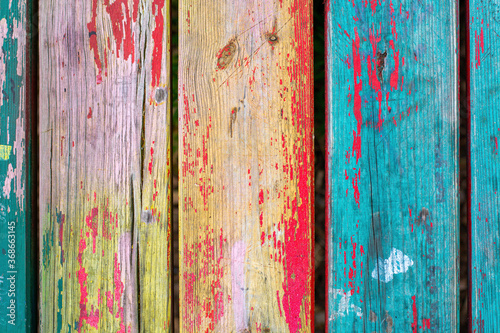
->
(0, 145, 12, 160)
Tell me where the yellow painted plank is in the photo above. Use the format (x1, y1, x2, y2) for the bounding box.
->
(39, 0, 171, 331)
(179, 1, 314, 332)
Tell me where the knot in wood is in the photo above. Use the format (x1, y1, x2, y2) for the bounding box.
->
(376, 51, 387, 82)
(267, 33, 278, 45)
(217, 41, 236, 69)
(155, 87, 166, 103)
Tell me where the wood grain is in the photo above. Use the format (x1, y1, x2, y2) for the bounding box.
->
(0, 0, 34, 331)
(39, 0, 171, 331)
(469, 0, 500, 330)
(326, 0, 459, 331)
(178, 1, 314, 332)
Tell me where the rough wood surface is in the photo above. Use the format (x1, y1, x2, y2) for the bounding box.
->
(0, 0, 34, 331)
(326, 0, 459, 331)
(178, 1, 314, 332)
(469, 0, 500, 331)
(39, 0, 171, 331)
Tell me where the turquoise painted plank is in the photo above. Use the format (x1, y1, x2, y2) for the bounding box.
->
(0, 0, 34, 331)
(326, 0, 459, 331)
(469, 1, 500, 331)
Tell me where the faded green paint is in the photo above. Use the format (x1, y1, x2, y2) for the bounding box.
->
(0, 0, 33, 331)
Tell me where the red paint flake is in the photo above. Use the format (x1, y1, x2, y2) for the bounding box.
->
(367, 30, 384, 130)
(87, 0, 103, 84)
(259, 189, 264, 205)
(114, 253, 126, 332)
(411, 295, 418, 332)
(348, 267, 355, 280)
(151, 0, 165, 87)
(352, 28, 363, 164)
(104, 0, 135, 61)
(102, 201, 114, 240)
(149, 144, 154, 175)
(105, 291, 113, 313)
(352, 169, 360, 208)
(132, 0, 139, 22)
(87, 107, 92, 119)
(85, 207, 99, 253)
(370, 0, 378, 15)
(390, 44, 400, 91)
(475, 28, 484, 68)
(182, 229, 226, 331)
(76, 229, 100, 331)
(422, 318, 431, 329)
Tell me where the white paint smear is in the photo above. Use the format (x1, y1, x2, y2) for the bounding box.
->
(329, 288, 363, 320)
(371, 247, 414, 283)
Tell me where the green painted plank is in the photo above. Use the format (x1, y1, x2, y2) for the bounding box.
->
(326, 0, 459, 331)
(469, 0, 500, 331)
(0, 0, 34, 331)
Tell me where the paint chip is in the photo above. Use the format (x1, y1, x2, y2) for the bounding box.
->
(371, 247, 414, 283)
(0, 145, 12, 160)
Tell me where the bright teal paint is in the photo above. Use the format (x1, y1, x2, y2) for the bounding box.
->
(469, 1, 500, 331)
(326, 0, 459, 331)
(0, 0, 32, 331)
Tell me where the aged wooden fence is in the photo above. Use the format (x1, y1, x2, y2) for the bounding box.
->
(0, 0, 497, 332)
(326, 0, 460, 331)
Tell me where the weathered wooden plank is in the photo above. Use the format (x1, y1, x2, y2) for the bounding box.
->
(178, 1, 314, 332)
(326, 0, 459, 331)
(469, 0, 500, 330)
(0, 0, 34, 331)
(39, 0, 171, 331)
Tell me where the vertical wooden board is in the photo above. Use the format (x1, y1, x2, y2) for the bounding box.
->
(326, 0, 459, 331)
(39, 0, 171, 331)
(0, 0, 33, 331)
(178, 1, 314, 332)
(469, 1, 500, 330)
